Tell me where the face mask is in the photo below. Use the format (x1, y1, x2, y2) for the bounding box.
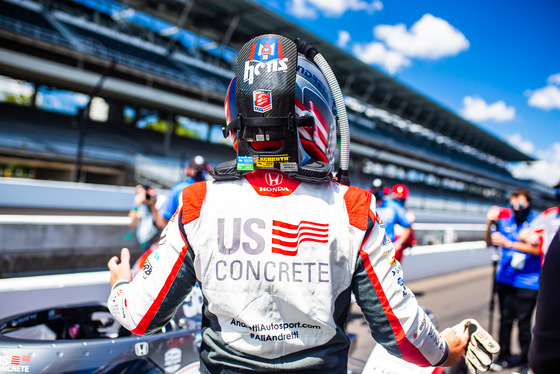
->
(512, 205, 531, 224)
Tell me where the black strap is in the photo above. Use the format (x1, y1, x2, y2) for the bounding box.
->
(222, 114, 314, 138)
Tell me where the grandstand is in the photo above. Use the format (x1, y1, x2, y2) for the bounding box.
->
(0, 0, 556, 218)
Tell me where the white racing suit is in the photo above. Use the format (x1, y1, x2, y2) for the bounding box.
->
(108, 170, 449, 373)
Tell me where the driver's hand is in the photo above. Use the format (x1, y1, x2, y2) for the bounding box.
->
(461, 319, 500, 373)
(440, 325, 469, 367)
(107, 247, 133, 287)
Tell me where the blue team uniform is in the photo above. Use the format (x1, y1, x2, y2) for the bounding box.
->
(376, 199, 411, 241)
(495, 213, 540, 290)
(159, 179, 195, 221)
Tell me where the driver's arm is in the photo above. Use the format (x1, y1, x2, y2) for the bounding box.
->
(352, 206, 455, 367)
(108, 207, 197, 335)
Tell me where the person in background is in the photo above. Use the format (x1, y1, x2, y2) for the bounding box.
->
(519, 179, 560, 258)
(153, 155, 211, 229)
(391, 183, 416, 262)
(370, 178, 412, 259)
(483, 189, 540, 372)
(128, 184, 162, 251)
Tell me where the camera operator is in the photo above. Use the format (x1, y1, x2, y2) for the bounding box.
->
(129, 184, 162, 250)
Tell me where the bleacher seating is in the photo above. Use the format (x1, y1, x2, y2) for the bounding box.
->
(64, 24, 174, 67)
(0, 0, 550, 212)
(350, 112, 517, 185)
(0, 8, 73, 49)
(2, 1, 52, 31)
(1, 0, 231, 95)
(0, 102, 233, 185)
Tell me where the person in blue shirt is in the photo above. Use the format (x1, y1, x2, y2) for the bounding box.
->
(484, 188, 540, 372)
(154, 155, 211, 229)
(369, 178, 412, 255)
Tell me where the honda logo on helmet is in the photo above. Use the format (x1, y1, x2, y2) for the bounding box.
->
(265, 172, 283, 186)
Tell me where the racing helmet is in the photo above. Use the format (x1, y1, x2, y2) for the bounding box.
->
(211, 34, 337, 183)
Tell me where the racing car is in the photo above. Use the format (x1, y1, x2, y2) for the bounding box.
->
(0, 296, 203, 373)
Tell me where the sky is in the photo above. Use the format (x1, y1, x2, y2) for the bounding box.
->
(253, 0, 560, 187)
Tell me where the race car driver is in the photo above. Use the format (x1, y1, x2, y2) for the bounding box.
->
(107, 34, 498, 373)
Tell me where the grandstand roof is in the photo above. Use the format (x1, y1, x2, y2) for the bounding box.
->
(123, 0, 534, 162)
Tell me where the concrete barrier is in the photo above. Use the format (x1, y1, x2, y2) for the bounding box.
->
(0, 177, 136, 212)
(401, 240, 492, 281)
(0, 214, 142, 276)
(0, 178, 164, 275)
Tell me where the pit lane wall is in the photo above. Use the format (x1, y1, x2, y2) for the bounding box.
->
(0, 178, 142, 276)
(0, 241, 493, 319)
(0, 177, 135, 212)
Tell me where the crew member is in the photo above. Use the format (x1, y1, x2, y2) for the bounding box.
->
(391, 183, 416, 262)
(520, 179, 560, 257)
(153, 155, 211, 229)
(370, 179, 412, 260)
(484, 189, 540, 371)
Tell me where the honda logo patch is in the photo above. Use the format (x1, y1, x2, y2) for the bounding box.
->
(265, 172, 283, 186)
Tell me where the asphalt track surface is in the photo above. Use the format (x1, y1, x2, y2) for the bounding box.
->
(346, 264, 527, 374)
